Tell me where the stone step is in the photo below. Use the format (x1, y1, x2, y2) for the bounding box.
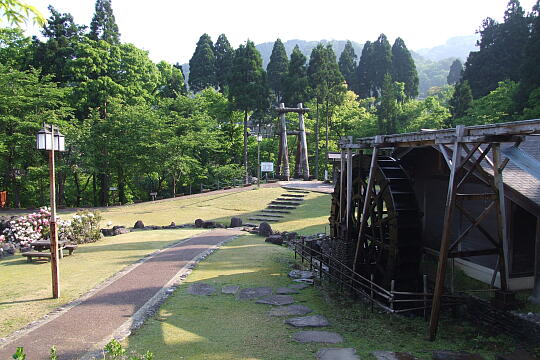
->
(262, 209, 291, 214)
(318, 348, 360, 360)
(256, 213, 284, 218)
(284, 188, 310, 194)
(268, 205, 297, 210)
(248, 217, 280, 222)
(271, 200, 301, 206)
(285, 315, 329, 327)
(293, 331, 343, 344)
(281, 193, 306, 198)
(277, 197, 303, 202)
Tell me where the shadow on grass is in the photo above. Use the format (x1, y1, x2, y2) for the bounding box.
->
(0, 297, 51, 306)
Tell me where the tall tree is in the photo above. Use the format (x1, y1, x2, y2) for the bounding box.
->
(377, 73, 402, 134)
(338, 40, 357, 90)
(266, 38, 289, 103)
(462, 0, 529, 98)
(355, 41, 374, 98)
(283, 45, 309, 106)
(308, 44, 345, 178)
(449, 80, 473, 123)
(214, 34, 234, 93)
(371, 34, 393, 98)
(391, 37, 418, 98)
(89, 0, 120, 44)
(188, 33, 217, 93)
(156, 61, 186, 98)
(516, 0, 540, 112)
(447, 59, 463, 85)
(228, 40, 268, 183)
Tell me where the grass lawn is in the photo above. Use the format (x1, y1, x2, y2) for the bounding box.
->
(125, 235, 520, 360)
(0, 229, 204, 338)
(0, 187, 330, 338)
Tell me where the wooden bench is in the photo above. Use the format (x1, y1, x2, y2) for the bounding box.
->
(63, 244, 78, 256)
(22, 251, 52, 263)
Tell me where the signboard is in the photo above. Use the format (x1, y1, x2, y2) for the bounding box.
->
(261, 162, 274, 172)
(109, 187, 117, 191)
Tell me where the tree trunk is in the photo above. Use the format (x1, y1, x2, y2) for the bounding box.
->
(99, 173, 108, 206)
(243, 110, 249, 184)
(92, 173, 97, 207)
(325, 100, 329, 177)
(118, 167, 126, 204)
(172, 174, 177, 197)
(74, 171, 81, 207)
(315, 101, 320, 180)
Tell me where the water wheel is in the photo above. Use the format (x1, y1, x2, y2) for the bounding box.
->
(329, 154, 422, 292)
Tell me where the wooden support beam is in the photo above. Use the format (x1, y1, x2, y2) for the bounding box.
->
(448, 248, 500, 258)
(353, 136, 382, 273)
(456, 193, 496, 201)
(492, 143, 509, 290)
(346, 147, 353, 229)
(298, 103, 310, 180)
(339, 147, 345, 223)
(455, 203, 500, 248)
(428, 125, 464, 341)
(279, 103, 290, 180)
(448, 201, 495, 251)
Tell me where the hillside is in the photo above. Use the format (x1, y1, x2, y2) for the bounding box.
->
(416, 35, 478, 61)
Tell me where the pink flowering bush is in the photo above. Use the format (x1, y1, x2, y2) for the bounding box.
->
(2, 208, 102, 246)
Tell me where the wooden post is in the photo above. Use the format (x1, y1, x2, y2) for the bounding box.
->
(428, 125, 464, 341)
(298, 103, 310, 180)
(346, 146, 353, 230)
(279, 103, 290, 180)
(352, 136, 382, 273)
(531, 220, 540, 303)
(49, 128, 60, 299)
(339, 146, 345, 223)
(492, 143, 509, 290)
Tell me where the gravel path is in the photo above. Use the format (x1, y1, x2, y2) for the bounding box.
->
(0, 229, 241, 360)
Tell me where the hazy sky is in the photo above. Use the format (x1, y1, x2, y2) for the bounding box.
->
(23, 0, 538, 64)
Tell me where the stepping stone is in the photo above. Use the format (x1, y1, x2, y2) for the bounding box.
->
(433, 351, 485, 360)
(268, 205, 297, 210)
(222, 285, 240, 295)
(187, 283, 216, 296)
(285, 189, 310, 193)
(281, 193, 305, 198)
(276, 287, 299, 294)
(277, 197, 303, 202)
(268, 304, 313, 316)
(293, 331, 343, 344)
(237, 287, 273, 300)
(317, 348, 360, 360)
(497, 350, 539, 360)
(373, 351, 419, 360)
(262, 209, 291, 214)
(272, 200, 301, 206)
(256, 295, 295, 306)
(289, 270, 314, 279)
(285, 315, 329, 327)
(293, 278, 314, 284)
(289, 283, 309, 290)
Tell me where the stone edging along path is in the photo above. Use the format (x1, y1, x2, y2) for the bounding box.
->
(0, 229, 242, 360)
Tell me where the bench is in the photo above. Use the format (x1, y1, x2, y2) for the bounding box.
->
(63, 244, 78, 256)
(22, 251, 52, 263)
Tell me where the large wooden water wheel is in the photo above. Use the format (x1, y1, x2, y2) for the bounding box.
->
(329, 154, 422, 292)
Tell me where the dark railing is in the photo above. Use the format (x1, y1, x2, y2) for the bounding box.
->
(292, 238, 463, 315)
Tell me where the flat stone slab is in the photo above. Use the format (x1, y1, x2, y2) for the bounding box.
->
(276, 287, 299, 294)
(221, 285, 240, 295)
(433, 351, 485, 360)
(289, 270, 314, 279)
(289, 283, 309, 290)
(373, 351, 419, 360)
(256, 295, 295, 306)
(285, 314, 329, 327)
(293, 278, 314, 284)
(237, 287, 273, 300)
(187, 283, 216, 296)
(496, 351, 539, 360)
(293, 331, 343, 344)
(317, 348, 360, 360)
(268, 304, 313, 316)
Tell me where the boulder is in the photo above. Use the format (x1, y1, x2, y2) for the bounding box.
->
(101, 228, 114, 237)
(169, 222, 176, 228)
(113, 227, 130, 236)
(258, 222, 273, 237)
(202, 221, 216, 229)
(289, 270, 314, 280)
(230, 217, 243, 227)
(265, 235, 283, 245)
(2, 243, 16, 256)
(194, 219, 204, 228)
(133, 220, 145, 229)
(215, 223, 225, 228)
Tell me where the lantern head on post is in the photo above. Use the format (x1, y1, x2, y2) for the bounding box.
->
(36, 125, 65, 152)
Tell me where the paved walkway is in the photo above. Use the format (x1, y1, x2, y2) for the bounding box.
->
(279, 180, 334, 194)
(0, 229, 241, 360)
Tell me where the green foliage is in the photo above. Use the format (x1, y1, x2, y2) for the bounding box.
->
(377, 74, 402, 134)
(447, 59, 463, 85)
(516, 0, 540, 111)
(371, 34, 393, 98)
(104, 339, 154, 360)
(0, 27, 32, 68)
(66, 210, 102, 244)
(400, 96, 450, 132)
(338, 40, 357, 90)
(188, 33, 216, 93)
(214, 34, 234, 94)
(266, 38, 289, 103)
(89, 0, 120, 44)
(156, 61, 186, 98)
(523, 87, 540, 119)
(307, 43, 345, 104)
(12, 347, 25, 360)
(449, 80, 473, 123)
(355, 41, 374, 98)
(283, 45, 309, 106)
(0, 0, 45, 27)
(391, 37, 418, 98)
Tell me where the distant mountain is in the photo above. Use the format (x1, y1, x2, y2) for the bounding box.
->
(416, 35, 479, 61)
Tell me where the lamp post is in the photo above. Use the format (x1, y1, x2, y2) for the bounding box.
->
(257, 134, 262, 188)
(36, 124, 65, 299)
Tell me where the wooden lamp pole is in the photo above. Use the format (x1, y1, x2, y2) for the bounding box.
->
(49, 125, 60, 299)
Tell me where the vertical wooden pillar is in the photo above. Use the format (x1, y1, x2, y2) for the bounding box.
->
(298, 103, 310, 180)
(49, 138, 60, 299)
(531, 220, 540, 303)
(353, 135, 382, 272)
(339, 146, 345, 223)
(492, 143, 509, 290)
(346, 146, 353, 230)
(428, 125, 464, 341)
(279, 103, 290, 180)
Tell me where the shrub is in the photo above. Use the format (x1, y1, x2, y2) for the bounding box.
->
(63, 210, 102, 244)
